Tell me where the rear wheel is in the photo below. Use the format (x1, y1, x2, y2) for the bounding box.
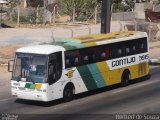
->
(63, 85, 74, 102)
(121, 72, 130, 87)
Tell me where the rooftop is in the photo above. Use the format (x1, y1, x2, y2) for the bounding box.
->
(16, 31, 148, 54)
(49, 31, 148, 50)
(16, 45, 65, 54)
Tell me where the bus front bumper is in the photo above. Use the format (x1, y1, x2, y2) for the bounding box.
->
(12, 90, 49, 102)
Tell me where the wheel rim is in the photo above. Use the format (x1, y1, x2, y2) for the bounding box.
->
(64, 89, 72, 97)
(125, 75, 129, 84)
(122, 73, 129, 86)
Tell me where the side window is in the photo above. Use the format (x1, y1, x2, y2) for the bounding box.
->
(142, 38, 147, 52)
(81, 48, 94, 65)
(125, 41, 132, 56)
(126, 47, 130, 55)
(111, 43, 124, 58)
(48, 52, 62, 85)
(137, 38, 147, 53)
(95, 46, 110, 62)
(111, 43, 117, 59)
(131, 41, 137, 54)
(65, 50, 80, 68)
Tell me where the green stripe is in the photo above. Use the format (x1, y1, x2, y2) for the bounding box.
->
(25, 83, 36, 89)
(56, 40, 84, 50)
(87, 64, 106, 88)
(25, 83, 31, 88)
(30, 83, 35, 89)
(66, 42, 84, 49)
(77, 65, 97, 90)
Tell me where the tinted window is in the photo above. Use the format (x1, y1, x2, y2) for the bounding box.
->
(80, 48, 95, 65)
(48, 52, 62, 85)
(137, 38, 148, 53)
(111, 43, 125, 58)
(64, 37, 148, 68)
(95, 46, 110, 61)
(65, 50, 81, 68)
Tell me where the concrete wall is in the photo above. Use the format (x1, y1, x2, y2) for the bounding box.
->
(134, 3, 145, 19)
(112, 12, 135, 21)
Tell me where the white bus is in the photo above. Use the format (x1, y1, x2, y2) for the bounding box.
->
(9, 31, 150, 102)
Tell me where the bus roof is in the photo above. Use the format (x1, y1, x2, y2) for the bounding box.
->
(49, 31, 148, 51)
(16, 31, 148, 55)
(16, 45, 65, 55)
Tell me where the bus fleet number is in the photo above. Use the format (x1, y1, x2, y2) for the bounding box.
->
(139, 54, 149, 61)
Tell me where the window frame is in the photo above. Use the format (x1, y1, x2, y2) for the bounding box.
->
(48, 51, 63, 85)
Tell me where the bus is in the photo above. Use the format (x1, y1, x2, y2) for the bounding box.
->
(9, 31, 150, 102)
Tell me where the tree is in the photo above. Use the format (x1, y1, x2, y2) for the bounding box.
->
(112, 0, 135, 12)
(3, 0, 21, 22)
(57, 0, 136, 20)
(57, 0, 100, 20)
(5, 0, 21, 8)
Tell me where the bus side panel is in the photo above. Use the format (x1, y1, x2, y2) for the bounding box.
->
(87, 64, 106, 88)
(96, 61, 120, 86)
(119, 62, 150, 81)
(77, 65, 98, 90)
(62, 68, 88, 94)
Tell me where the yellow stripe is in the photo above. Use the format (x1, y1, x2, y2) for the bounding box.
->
(97, 62, 150, 86)
(83, 42, 96, 47)
(96, 62, 110, 85)
(96, 62, 121, 86)
(75, 31, 138, 44)
(35, 84, 42, 90)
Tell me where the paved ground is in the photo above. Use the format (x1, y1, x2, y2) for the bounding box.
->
(0, 66, 159, 120)
(149, 41, 160, 59)
(0, 21, 132, 47)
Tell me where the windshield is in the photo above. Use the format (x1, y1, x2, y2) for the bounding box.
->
(12, 53, 48, 83)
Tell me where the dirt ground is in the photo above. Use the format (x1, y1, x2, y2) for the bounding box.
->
(0, 46, 22, 65)
(0, 66, 11, 80)
(0, 46, 20, 58)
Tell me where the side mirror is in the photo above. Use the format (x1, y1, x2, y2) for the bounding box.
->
(8, 60, 14, 72)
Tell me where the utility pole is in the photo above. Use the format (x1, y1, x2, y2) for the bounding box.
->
(101, 0, 112, 33)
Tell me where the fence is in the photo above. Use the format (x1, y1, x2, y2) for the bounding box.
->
(10, 8, 136, 25)
(11, 7, 45, 24)
(112, 12, 135, 21)
(7, 4, 101, 26)
(1, 3, 160, 42)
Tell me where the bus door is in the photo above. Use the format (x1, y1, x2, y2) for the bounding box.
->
(48, 52, 62, 85)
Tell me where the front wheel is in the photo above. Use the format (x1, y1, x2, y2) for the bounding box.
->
(63, 85, 74, 102)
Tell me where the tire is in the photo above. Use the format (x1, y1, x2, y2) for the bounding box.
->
(146, 74, 151, 80)
(121, 72, 130, 87)
(63, 85, 74, 102)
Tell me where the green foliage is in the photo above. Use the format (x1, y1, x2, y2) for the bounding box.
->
(5, 0, 21, 8)
(12, 10, 43, 24)
(57, 0, 136, 21)
(76, 15, 88, 21)
(112, 0, 134, 12)
(57, 0, 100, 20)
